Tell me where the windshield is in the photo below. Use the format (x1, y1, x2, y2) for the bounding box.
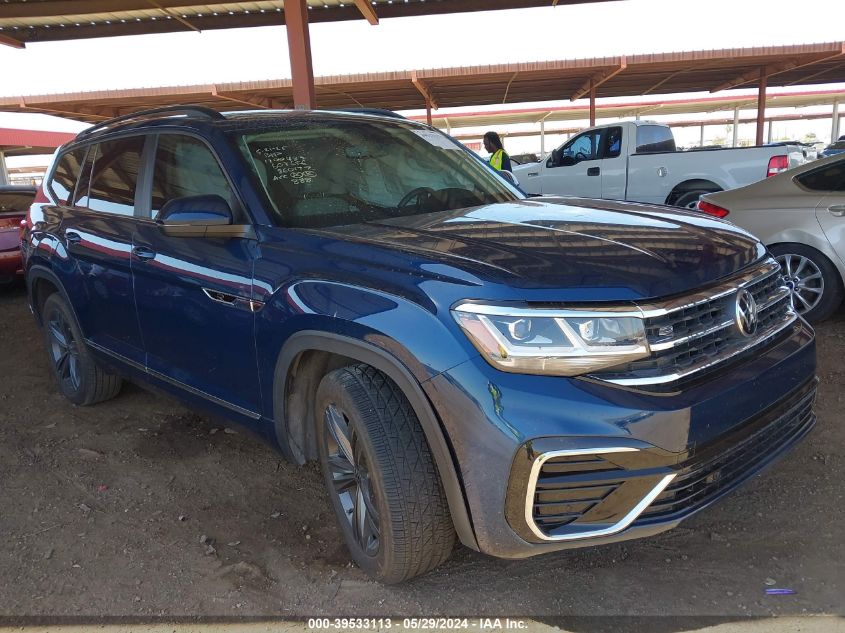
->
(234, 119, 521, 228)
(0, 192, 35, 216)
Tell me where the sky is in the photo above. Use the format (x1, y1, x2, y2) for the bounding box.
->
(1, 0, 843, 160)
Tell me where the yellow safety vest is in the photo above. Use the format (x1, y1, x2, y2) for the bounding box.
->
(489, 149, 504, 171)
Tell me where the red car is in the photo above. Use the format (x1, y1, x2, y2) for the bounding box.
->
(0, 185, 36, 286)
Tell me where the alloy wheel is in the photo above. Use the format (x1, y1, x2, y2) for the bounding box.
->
(324, 403, 380, 556)
(48, 309, 81, 392)
(777, 253, 824, 316)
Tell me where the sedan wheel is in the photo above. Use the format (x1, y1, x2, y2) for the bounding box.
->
(769, 243, 844, 323)
(777, 253, 824, 316)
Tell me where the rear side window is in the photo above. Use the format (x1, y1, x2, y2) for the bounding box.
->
(795, 159, 845, 192)
(77, 136, 146, 216)
(150, 135, 239, 220)
(48, 147, 87, 204)
(635, 125, 676, 153)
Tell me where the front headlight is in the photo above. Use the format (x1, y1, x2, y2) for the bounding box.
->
(452, 303, 650, 376)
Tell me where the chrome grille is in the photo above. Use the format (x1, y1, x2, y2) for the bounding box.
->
(595, 259, 796, 388)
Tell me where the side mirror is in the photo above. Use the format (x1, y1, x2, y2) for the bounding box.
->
(547, 149, 560, 167)
(156, 195, 242, 238)
(158, 194, 233, 225)
(559, 155, 577, 167)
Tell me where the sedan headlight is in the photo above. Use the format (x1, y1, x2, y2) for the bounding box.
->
(452, 303, 650, 376)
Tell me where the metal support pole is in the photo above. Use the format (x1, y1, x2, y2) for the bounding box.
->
(699, 124, 705, 148)
(833, 100, 841, 141)
(540, 120, 546, 155)
(285, 0, 316, 110)
(425, 101, 432, 126)
(589, 79, 596, 127)
(756, 67, 767, 146)
(767, 120, 774, 143)
(732, 108, 740, 147)
(0, 152, 8, 186)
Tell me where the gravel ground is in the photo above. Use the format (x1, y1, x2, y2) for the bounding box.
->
(0, 282, 843, 627)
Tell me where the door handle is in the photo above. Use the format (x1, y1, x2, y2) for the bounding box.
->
(587, 167, 601, 177)
(65, 230, 82, 244)
(526, 172, 539, 177)
(828, 204, 845, 217)
(131, 246, 157, 260)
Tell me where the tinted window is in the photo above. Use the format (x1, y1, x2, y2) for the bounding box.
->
(796, 159, 845, 192)
(78, 136, 146, 216)
(635, 125, 676, 153)
(604, 126, 623, 159)
(48, 147, 87, 204)
(0, 191, 36, 215)
(151, 135, 238, 220)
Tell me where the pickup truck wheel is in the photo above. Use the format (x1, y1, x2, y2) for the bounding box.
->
(315, 364, 455, 584)
(42, 293, 123, 406)
(770, 243, 843, 323)
(675, 190, 716, 210)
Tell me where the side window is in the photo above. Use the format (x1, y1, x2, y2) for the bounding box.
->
(555, 130, 604, 165)
(604, 127, 623, 159)
(48, 147, 87, 205)
(78, 136, 146, 216)
(151, 135, 239, 220)
(796, 160, 845, 192)
(635, 126, 676, 154)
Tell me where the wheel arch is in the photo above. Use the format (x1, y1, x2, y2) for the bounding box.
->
(665, 178, 723, 206)
(26, 264, 76, 329)
(273, 330, 478, 551)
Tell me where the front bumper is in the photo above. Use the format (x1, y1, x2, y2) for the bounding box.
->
(423, 318, 816, 558)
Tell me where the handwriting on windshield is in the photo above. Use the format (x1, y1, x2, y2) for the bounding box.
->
(256, 146, 318, 184)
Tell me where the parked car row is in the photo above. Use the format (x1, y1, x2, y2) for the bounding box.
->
(20, 106, 817, 584)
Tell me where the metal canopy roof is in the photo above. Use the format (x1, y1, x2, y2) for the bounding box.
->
(411, 88, 845, 129)
(0, 127, 75, 155)
(0, 43, 843, 123)
(0, 0, 613, 47)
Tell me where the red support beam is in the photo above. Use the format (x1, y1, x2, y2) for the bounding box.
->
(425, 101, 432, 126)
(0, 33, 25, 49)
(285, 0, 316, 110)
(589, 80, 596, 126)
(756, 67, 767, 146)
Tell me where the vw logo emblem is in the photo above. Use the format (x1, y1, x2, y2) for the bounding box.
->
(735, 289, 758, 337)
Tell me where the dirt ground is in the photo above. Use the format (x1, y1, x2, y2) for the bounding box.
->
(1, 281, 843, 627)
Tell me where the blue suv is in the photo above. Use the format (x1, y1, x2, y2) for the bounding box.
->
(23, 106, 816, 583)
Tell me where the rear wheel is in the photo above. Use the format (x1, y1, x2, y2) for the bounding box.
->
(315, 364, 455, 584)
(674, 189, 719, 210)
(770, 243, 843, 323)
(42, 293, 123, 405)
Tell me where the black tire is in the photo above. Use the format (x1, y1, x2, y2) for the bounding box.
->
(315, 364, 455, 584)
(42, 293, 123, 406)
(769, 243, 843, 323)
(674, 189, 719, 210)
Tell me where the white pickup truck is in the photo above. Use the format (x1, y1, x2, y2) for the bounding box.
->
(513, 120, 806, 208)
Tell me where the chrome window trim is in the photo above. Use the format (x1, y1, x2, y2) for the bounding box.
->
(524, 447, 676, 542)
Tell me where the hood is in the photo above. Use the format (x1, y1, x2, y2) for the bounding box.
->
(317, 198, 766, 301)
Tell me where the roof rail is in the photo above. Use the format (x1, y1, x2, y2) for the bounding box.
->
(76, 105, 225, 139)
(334, 107, 407, 120)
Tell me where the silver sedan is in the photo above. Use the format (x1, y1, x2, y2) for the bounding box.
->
(699, 154, 845, 322)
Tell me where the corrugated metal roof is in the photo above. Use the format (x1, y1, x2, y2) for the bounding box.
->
(0, 127, 76, 154)
(0, 44, 842, 122)
(0, 1, 612, 45)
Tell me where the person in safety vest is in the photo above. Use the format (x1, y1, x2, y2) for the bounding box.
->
(483, 131, 512, 172)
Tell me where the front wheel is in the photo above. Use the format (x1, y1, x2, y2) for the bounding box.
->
(41, 293, 123, 405)
(770, 243, 843, 323)
(315, 364, 455, 583)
